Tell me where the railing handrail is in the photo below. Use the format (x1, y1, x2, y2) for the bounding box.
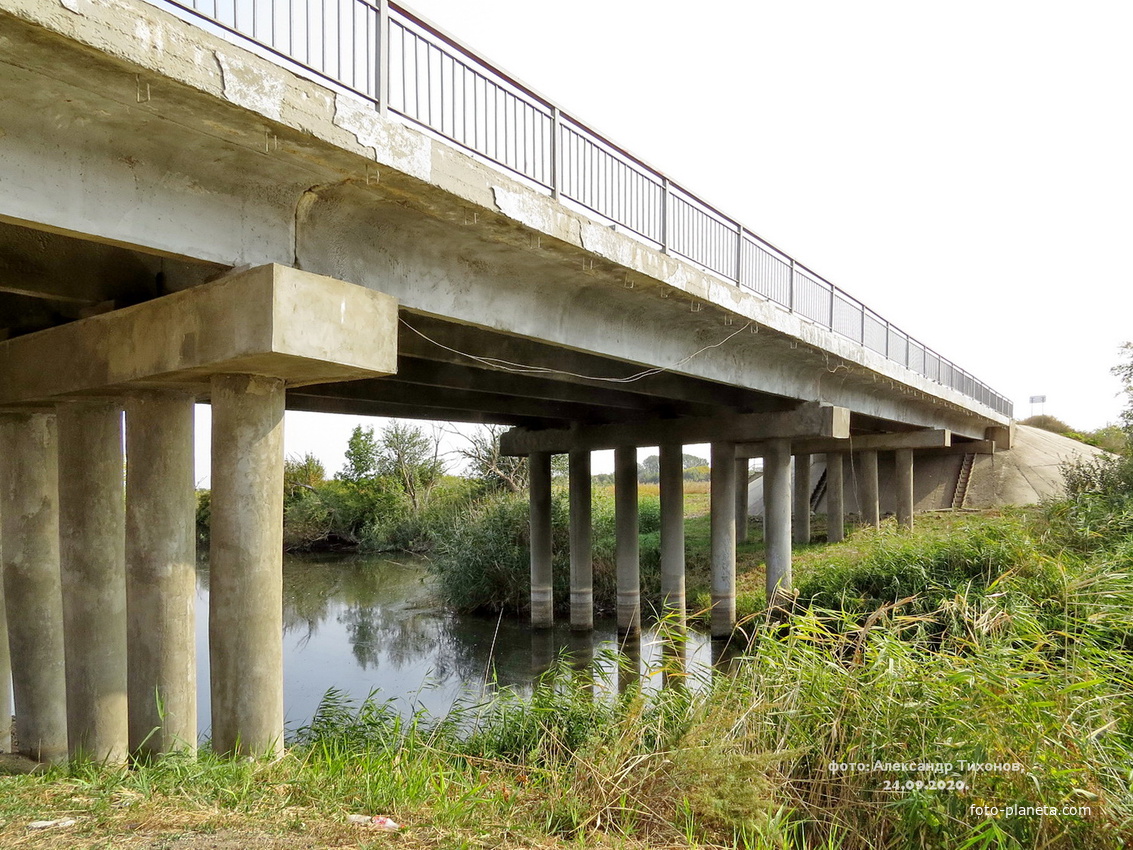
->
(151, 0, 1013, 418)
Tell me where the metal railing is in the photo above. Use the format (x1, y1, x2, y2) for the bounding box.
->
(155, 0, 1013, 417)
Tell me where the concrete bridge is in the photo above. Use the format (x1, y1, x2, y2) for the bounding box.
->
(0, 0, 1011, 763)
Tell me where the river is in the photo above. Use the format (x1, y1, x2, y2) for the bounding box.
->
(194, 553, 721, 741)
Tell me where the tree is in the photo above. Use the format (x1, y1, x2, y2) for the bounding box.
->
(456, 424, 529, 494)
(374, 421, 445, 512)
(339, 425, 379, 483)
(284, 453, 325, 503)
(1114, 342, 1133, 444)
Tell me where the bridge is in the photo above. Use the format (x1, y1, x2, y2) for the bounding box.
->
(0, 0, 1012, 764)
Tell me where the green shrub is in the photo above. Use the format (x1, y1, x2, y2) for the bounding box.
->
(428, 489, 664, 615)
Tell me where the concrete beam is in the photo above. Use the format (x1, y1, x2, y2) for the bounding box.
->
(918, 440, 996, 456)
(0, 265, 398, 406)
(987, 424, 1015, 450)
(500, 402, 849, 456)
(736, 429, 951, 458)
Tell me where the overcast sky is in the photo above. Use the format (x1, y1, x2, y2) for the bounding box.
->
(199, 0, 1133, 482)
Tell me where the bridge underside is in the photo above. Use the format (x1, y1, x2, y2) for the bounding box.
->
(0, 0, 1011, 768)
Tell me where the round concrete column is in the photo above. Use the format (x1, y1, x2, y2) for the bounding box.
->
(57, 400, 128, 764)
(709, 441, 736, 638)
(0, 552, 11, 755)
(858, 450, 880, 528)
(792, 453, 811, 544)
(895, 448, 915, 530)
(568, 449, 593, 631)
(528, 452, 554, 629)
(826, 453, 845, 543)
(658, 442, 685, 623)
(763, 438, 793, 608)
(614, 446, 640, 635)
(734, 458, 749, 543)
(126, 391, 197, 756)
(0, 413, 68, 763)
(209, 374, 285, 757)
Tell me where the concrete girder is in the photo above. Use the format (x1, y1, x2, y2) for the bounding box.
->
(398, 316, 782, 416)
(289, 377, 632, 424)
(285, 392, 557, 428)
(386, 356, 688, 414)
(500, 403, 850, 456)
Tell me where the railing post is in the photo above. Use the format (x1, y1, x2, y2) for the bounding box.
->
(734, 223, 743, 284)
(550, 106, 561, 199)
(378, 0, 390, 116)
(788, 258, 796, 312)
(827, 283, 835, 330)
(661, 177, 671, 254)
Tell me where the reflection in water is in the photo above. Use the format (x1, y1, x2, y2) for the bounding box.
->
(194, 554, 720, 739)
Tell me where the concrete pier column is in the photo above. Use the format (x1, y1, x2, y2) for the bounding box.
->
(568, 449, 593, 631)
(56, 401, 128, 763)
(763, 438, 793, 608)
(734, 458, 750, 543)
(826, 453, 845, 543)
(126, 391, 198, 756)
(858, 450, 880, 528)
(209, 374, 285, 757)
(658, 442, 685, 622)
(793, 453, 811, 544)
(614, 446, 640, 635)
(709, 441, 736, 638)
(0, 413, 68, 763)
(0, 546, 11, 754)
(895, 448, 915, 530)
(617, 633, 641, 694)
(528, 451, 554, 630)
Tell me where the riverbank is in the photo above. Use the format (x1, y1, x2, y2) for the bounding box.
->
(6, 470, 1133, 848)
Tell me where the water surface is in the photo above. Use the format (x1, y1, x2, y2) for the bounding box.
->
(195, 554, 719, 740)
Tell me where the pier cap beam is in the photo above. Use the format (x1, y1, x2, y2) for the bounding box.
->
(736, 428, 950, 459)
(500, 402, 850, 456)
(0, 264, 399, 405)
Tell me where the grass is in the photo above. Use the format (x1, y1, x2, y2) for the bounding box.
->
(6, 492, 1133, 848)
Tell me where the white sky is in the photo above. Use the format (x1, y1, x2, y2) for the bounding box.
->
(198, 0, 1133, 484)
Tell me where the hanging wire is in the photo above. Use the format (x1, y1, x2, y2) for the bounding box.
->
(399, 317, 754, 384)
